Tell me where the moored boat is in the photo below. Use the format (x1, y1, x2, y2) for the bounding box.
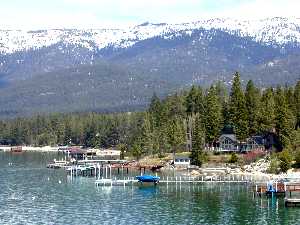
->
(11, 146, 23, 153)
(135, 175, 160, 183)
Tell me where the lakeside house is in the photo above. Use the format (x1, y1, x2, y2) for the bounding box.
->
(217, 134, 239, 152)
(206, 134, 266, 153)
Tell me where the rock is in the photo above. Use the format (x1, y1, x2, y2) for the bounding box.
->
(190, 170, 201, 177)
(226, 168, 231, 174)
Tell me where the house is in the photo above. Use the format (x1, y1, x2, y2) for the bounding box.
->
(174, 156, 191, 167)
(216, 134, 239, 152)
(241, 136, 265, 152)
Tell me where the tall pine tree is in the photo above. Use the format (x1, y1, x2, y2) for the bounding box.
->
(205, 85, 223, 145)
(245, 80, 260, 136)
(295, 81, 300, 129)
(258, 88, 276, 132)
(190, 114, 206, 166)
(229, 72, 248, 140)
(274, 87, 295, 149)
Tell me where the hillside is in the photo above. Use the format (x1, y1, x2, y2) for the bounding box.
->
(0, 17, 300, 117)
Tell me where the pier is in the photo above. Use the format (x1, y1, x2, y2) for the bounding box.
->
(95, 174, 255, 186)
(253, 181, 300, 207)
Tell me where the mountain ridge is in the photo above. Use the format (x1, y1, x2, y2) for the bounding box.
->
(0, 17, 300, 117)
(1, 17, 300, 54)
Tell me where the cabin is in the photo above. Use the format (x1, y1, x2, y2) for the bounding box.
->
(174, 156, 191, 167)
(216, 134, 239, 152)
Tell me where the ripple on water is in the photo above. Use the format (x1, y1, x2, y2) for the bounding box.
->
(1, 152, 300, 225)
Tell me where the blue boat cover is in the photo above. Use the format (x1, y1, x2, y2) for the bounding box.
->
(135, 175, 160, 182)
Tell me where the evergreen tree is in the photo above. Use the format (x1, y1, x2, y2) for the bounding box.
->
(140, 112, 154, 155)
(245, 80, 260, 136)
(185, 85, 205, 116)
(131, 142, 142, 160)
(205, 85, 223, 145)
(285, 86, 296, 113)
(84, 122, 98, 147)
(229, 72, 248, 140)
(166, 116, 185, 159)
(190, 114, 206, 166)
(258, 88, 276, 132)
(295, 81, 300, 128)
(274, 87, 295, 149)
(148, 93, 163, 128)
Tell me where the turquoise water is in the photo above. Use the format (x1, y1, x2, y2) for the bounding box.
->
(0, 152, 300, 225)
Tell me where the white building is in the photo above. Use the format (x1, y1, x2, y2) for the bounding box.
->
(174, 156, 191, 167)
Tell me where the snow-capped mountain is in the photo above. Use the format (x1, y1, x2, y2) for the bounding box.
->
(1, 17, 300, 54)
(0, 17, 300, 118)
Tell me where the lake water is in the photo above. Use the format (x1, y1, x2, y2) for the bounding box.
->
(0, 152, 299, 225)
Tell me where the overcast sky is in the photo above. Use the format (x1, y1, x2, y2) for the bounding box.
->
(0, 0, 299, 30)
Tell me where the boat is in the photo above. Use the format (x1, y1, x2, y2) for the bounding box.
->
(11, 146, 23, 153)
(135, 175, 160, 183)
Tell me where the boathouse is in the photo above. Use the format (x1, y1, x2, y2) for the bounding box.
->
(96, 149, 121, 160)
(174, 156, 191, 167)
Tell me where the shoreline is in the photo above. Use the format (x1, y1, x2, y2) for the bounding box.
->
(0, 146, 59, 152)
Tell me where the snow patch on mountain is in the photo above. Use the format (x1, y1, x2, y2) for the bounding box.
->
(1, 17, 300, 54)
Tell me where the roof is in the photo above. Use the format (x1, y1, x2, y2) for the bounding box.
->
(219, 134, 237, 142)
(250, 136, 264, 145)
(174, 156, 190, 160)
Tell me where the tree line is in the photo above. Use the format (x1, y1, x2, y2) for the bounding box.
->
(0, 72, 299, 165)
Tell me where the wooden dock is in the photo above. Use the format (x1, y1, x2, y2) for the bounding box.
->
(95, 176, 250, 187)
(285, 198, 300, 207)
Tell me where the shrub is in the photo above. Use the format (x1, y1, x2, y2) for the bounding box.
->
(243, 149, 266, 164)
(278, 150, 292, 173)
(294, 150, 300, 168)
(267, 157, 280, 174)
(190, 151, 208, 167)
(229, 152, 238, 163)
